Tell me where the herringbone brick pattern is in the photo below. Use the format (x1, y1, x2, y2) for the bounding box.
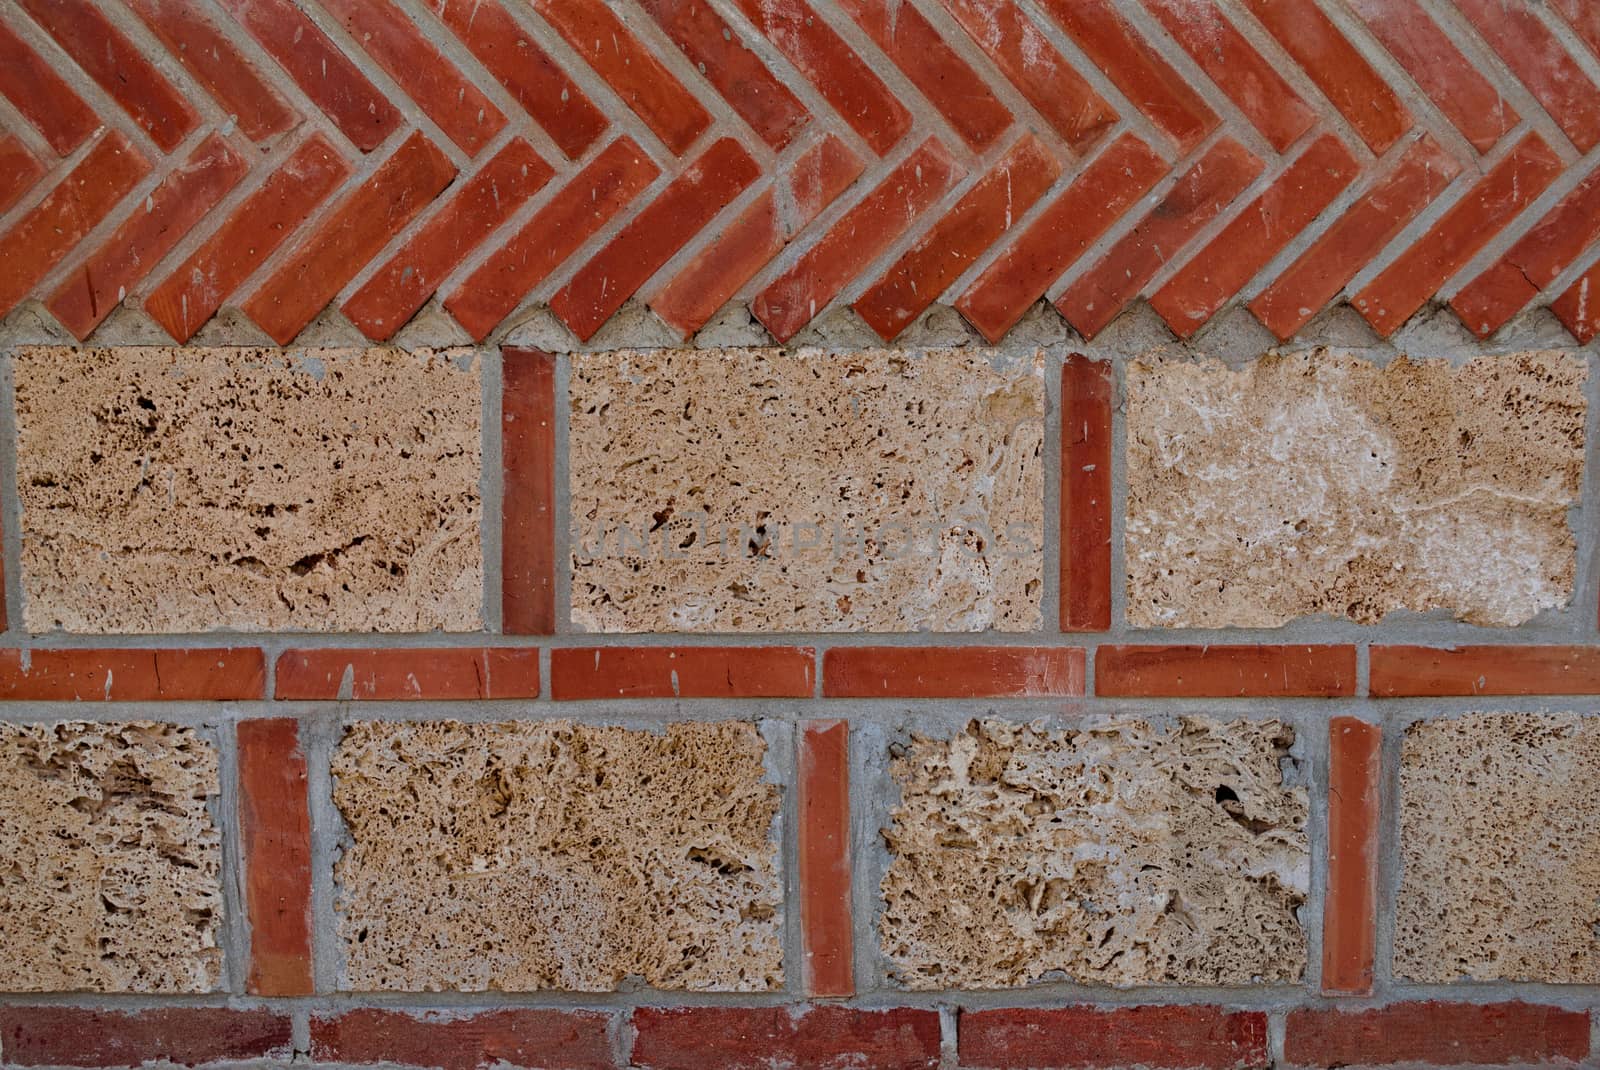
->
(4, 0, 1600, 346)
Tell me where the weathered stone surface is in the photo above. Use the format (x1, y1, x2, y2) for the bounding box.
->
(333, 720, 782, 992)
(0, 722, 222, 992)
(1126, 350, 1585, 627)
(879, 718, 1308, 989)
(1397, 713, 1600, 983)
(14, 347, 482, 633)
(569, 348, 1044, 632)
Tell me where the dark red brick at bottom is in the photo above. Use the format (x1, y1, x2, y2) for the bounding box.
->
(960, 1006, 1268, 1070)
(630, 1006, 940, 1070)
(0, 1007, 291, 1067)
(1285, 1002, 1590, 1067)
(311, 1009, 614, 1070)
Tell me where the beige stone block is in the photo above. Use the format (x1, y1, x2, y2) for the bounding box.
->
(879, 717, 1308, 989)
(1397, 712, 1600, 983)
(0, 721, 222, 992)
(1127, 350, 1586, 627)
(569, 348, 1044, 632)
(14, 346, 482, 633)
(333, 719, 782, 992)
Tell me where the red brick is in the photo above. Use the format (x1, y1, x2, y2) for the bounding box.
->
(0, 17, 100, 154)
(344, 138, 554, 340)
(312, 1009, 612, 1070)
(0, 648, 265, 701)
(854, 133, 1062, 340)
(243, 131, 456, 345)
(1250, 133, 1460, 340)
(823, 646, 1084, 698)
(753, 137, 964, 342)
(960, 1006, 1270, 1070)
(551, 137, 760, 341)
(1323, 717, 1380, 996)
(552, 646, 814, 700)
(1354, 132, 1562, 336)
(531, 0, 708, 156)
(237, 718, 312, 997)
(1370, 645, 1600, 697)
(502, 346, 557, 634)
(1552, 262, 1600, 342)
(48, 134, 249, 340)
(275, 648, 541, 700)
(1096, 645, 1357, 698)
(958, 133, 1166, 343)
(1553, 0, 1600, 61)
(1151, 134, 1358, 338)
(0, 135, 43, 215)
(145, 133, 350, 344)
(652, 135, 863, 338)
(1057, 137, 1263, 339)
(1061, 355, 1112, 632)
(1284, 1002, 1589, 1067)
(1456, 0, 1600, 152)
(0, 1008, 291, 1067)
(799, 721, 853, 998)
(631, 1007, 940, 1070)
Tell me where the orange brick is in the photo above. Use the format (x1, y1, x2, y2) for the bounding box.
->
(275, 648, 540, 700)
(0, 648, 265, 701)
(799, 721, 853, 998)
(237, 719, 313, 996)
(1061, 356, 1112, 632)
(552, 647, 815, 700)
(1096, 645, 1357, 698)
(1370, 645, 1600, 697)
(823, 647, 1084, 698)
(1323, 718, 1380, 996)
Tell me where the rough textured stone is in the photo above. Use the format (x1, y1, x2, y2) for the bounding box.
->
(569, 348, 1044, 632)
(880, 718, 1309, 989)
(14, 346, 482, 633)
(1126, 350, 1585, 627)
(1397, 713, 1600, 982)
(0, 722, 222, 992)
(333, 719, 782, 991)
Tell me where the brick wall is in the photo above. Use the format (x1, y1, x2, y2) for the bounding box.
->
(2, 2, 1600, 1068)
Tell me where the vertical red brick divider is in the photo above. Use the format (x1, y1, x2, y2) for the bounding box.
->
(236, 718, 314, 996)
(1323, 717, 1380, 995)
(502, 347, 557, 634)
(1061, 355, 1113, 631)
(798, 721, 853, 998)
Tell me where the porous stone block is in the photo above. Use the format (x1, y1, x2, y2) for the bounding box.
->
(1126, 350, 1585, 627)
(1397, 713, 1600, 982)
(0, 721, 222, 992)
(568, 348, 1044, 632)
(14, 346, 482, 633)
(333, 719, 782, 991)
(879, 718, 1309, 989)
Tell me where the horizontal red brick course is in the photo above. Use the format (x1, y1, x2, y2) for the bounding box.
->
(1323, 717, 1380, 996)
(1097, 645, 1357, 698)
(553, 646, 814, 699)
(312, 1008, 613, 1070)
(799, 720, 853, 998)
(631, 1006, 940, 1070)
(237, 718, 313, 996)
(0, 648, 265, 701)
(1370, 645, 1600, 696)
(960, 1006, 1269, 1069)
(276, 648, 540, 700)
(0, 1007, 291, 1067)
(1284, 1002, 1590, 1067)
(824, 646, 1084, 698)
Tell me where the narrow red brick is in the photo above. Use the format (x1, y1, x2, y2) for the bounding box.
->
(1057, 137, 1263, 339)
(1324, 717, 1380, 996)
(1456, 0, 1600, 152)
(800, 721, 853, 998)
(552, 647, 814, 700)
(652, 135, 863, 338)
(237, 718, 312, 996)
(146, 133, 350, 344)
(1370, 645, 1600, 697)
(1096, 645, 1357, 698)
(276, 648, 541, 700)
(48, 134, 249, 340)
(243, 131, 456, 345)
(1284, 1002, 1589, 1068)
(551, 137, 759, 341)
(958, 133, 1166, 343)
(1553, 0, 1600, 61)
(824, 646, 1084, 698)
(502, 346, 557, 634)
(1354, 132, 1562, 336)
(1062, 355, 1112, 632)
(753, 137, 964, 342)
(1552, 261, 1600, 342)
(631, 1007, 940, 1070)
(0, 1008, 291, 1067)
(855, 133, 1062, 340)
(0, 135, 43, 215)
(1151, 134, 1358, 338)
(960, 1006, 1270, 1070)
(0, 648, 265, 701)
(344, 138, 554, 340)
(0, 19, 101, 155)
(1250, 133, 1461, 340)
(532, 0, 707, 156)
(311, 1009, 613, 1070)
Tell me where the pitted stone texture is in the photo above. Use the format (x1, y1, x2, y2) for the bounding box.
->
(14, 347, 482, 633)
(569, 348, 1044, 632)
(0, 722, 222, 992)
(1397, 713, 1600, 983)
(333, 720, 782, 992)
(880, 718, 1308, 989)
(1126, 350, 1585, 627)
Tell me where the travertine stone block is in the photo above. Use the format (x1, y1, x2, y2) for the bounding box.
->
(879, 718, 1308, 989)
(0, 722, 222, 992)
(333, 720, 782, 991)
(569, 348, 1044, 632)
(14, 347, 482, 633)
(1127, 350, 1585, 627)
(1397, 713, 1600, 982)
